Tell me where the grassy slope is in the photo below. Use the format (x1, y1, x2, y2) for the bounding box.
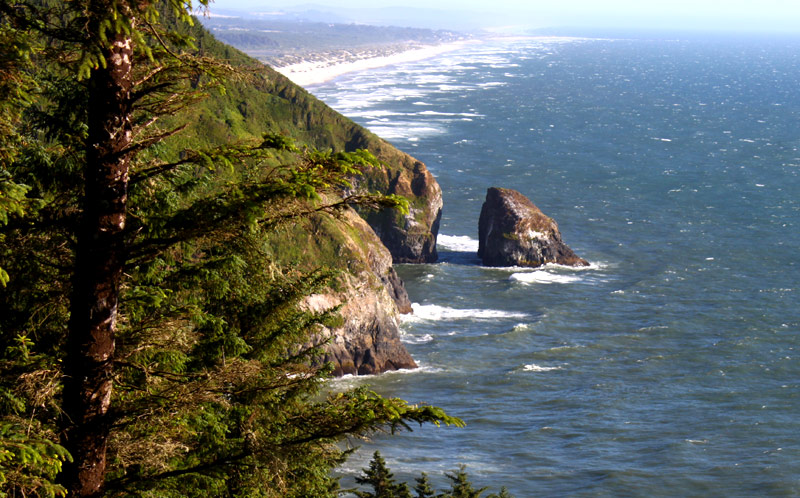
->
(162, 17, 440, 264)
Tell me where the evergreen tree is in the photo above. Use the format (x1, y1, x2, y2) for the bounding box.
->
(443, 465, 488, 498)
(355, 451, 413, 498)
(486, 487, 515, 498)
(0, 1, 462, 496)
(414, 472, 438, 498)
(354, 457, 516, 498)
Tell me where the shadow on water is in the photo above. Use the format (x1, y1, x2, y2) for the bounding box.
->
(437, 249, 481, 266)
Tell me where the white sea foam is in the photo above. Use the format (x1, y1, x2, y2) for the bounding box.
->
(437, 84, 474, 91)
(414, 74, 454, 84)
(523, 363, 562, 372)
(401, 333, 434, 344)
(437, 234, 479, 252)
(410, 303, 529, 321)
(331, 87, 427, 112)
(416, 110, 484, 117)
(539, 261, 606, 271)
(330, 363, 443, 388)
(366, 124, 445, 140)
(345, 109, 407, 119)
(509, 271, 582, 284)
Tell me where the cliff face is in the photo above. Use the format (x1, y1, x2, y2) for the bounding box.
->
(180, 26, 443, 263)
(478, 187, 588, 268)
(269, 207, 416, 376)
(305, 271, 416, 376)
(346, 129, 442, 264)
(169, 23, 434, 374)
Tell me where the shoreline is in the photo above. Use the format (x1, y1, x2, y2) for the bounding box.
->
(273, 40, 476, 87)
(272, 36, 590, 87)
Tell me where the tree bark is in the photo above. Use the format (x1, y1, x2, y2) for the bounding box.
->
(61, 14, 135, 497)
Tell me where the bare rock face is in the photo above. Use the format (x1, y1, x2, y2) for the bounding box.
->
(346, 129, 442, 264)
(305, 276, 416, 376)
(292, 207, 417, 376)
(478, 187, 588, 268)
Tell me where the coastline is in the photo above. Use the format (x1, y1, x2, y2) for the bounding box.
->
(272, 36, 591, 87)
(273, 40, 476, 87)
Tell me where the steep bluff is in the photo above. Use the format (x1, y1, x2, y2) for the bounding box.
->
(268, 207, 416, 375)
(181, 25, 442, 264)
(478, 187, 588, 268)
(261, 81, 442, 264)
(162, 22, 442, 374)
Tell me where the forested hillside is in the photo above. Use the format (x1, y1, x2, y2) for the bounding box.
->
(170, 15, 443, 264)
(0, 1, 457, 496)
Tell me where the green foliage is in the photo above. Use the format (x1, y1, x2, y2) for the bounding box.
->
(354, 451, 406, 498)
(0, 423, 71, 498)
(443, 465, 489, 498)
(0, 2, 456, 496)
(486, 487, 515, 498)
(0, 20, 38, 286)
(414, 472, 438, 498)
(354, 456, 514, 498)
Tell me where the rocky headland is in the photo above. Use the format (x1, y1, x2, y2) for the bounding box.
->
(478, 187, 588, 268)
(176, 24, 445, 375)
(293, 208, 417, 376)
(347, 128, 442, 264)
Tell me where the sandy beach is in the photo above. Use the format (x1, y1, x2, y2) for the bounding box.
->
(272, 36, 592, 87)
(273, 40, 475, 87)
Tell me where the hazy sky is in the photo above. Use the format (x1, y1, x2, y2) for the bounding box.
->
(207, 0, 800, 33)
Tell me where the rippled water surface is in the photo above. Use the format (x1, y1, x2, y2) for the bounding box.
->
(311, 35, 800, 496)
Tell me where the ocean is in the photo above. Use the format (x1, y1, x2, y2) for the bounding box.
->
(310, 34, 800, 496)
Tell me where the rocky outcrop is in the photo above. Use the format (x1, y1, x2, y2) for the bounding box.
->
(304, 272, 416, 376)
(346, 128, 442, 264)
(478, 187, 588, 268)
(174, 27, 434, 374)
(269, 206, 416, 376)
(308, 208, 416, 375)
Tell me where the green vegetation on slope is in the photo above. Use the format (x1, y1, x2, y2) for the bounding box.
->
(166, 14, 444, 264)
(0, 1, 458, 496)
(353, 452, 515, 498)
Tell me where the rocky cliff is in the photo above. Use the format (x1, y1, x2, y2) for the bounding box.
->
(267, 206, 416, 376)
(181, 25, 443, 263)
(346, 128, 442, 264)
(167, 22, 439, 374)
(478, 187, 588, 268)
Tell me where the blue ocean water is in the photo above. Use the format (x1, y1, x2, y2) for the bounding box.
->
(311, 35, 800, 496)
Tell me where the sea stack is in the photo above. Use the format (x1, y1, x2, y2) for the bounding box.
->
(478, 187, 589, 268)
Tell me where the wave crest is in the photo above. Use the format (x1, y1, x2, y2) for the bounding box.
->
(437, 234, 479, 253)
(410, 303, 529, 321)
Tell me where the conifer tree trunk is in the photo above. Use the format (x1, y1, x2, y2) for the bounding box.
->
(61, 9, 135, 496)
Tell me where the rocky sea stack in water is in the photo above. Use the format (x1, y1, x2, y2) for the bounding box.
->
(478, 187, 589, 268)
